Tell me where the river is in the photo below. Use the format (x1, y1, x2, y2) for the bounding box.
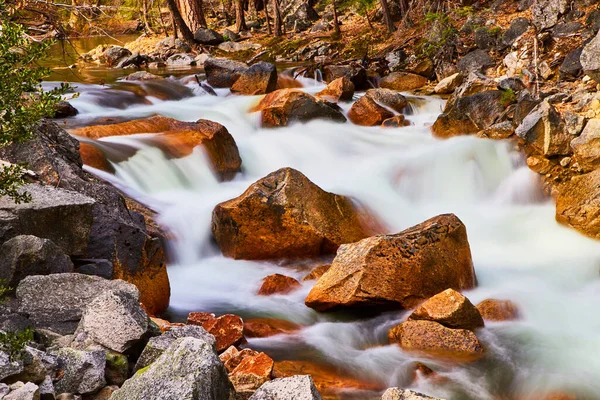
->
(46, 56, 600, 400)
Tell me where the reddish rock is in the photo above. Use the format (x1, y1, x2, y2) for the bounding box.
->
(409, 288, 484, 331)
(302, 265, 331, 281)
(212, 167, 372, 260)
(187, 311, 217, 325)
(365, 88, 408, 112)
(220, 346, 260, 372)
(305, 214, 476, 312)
(323, 64, 369, 90)
(250, 89, 346, 127)
(555, 168, 600, 239)
(380, 72, 428, 91)
(229, 352, 274, 393)
(316, 77, 355, 102)
(150, 317, 185, 333)
(476, 299, 520, 321)
(276, 75, 304, 89)
(388, 320, 484, 361)
(188, 313, 244, 352)
(348, 96, 394, 126)
(258, 274, 302, 296)
(231, 62, 278, 95)
(78, 142, 114, 173)
(382, 115, 410, 128)
(71, 116, 242, 181)
(243, 318, 301, 338)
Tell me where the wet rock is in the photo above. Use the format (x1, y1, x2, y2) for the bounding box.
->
(258, 274, 302, 296)
(0, 184, 94, 257)
(380, 72, 428, 91)
(53, 348, 106, 395)
(53, 101, 78, 119)
(101, 46, 131, 67)
(515, 101, 570, 156)
(305, 214, 476, 312)
(186, 312, 216, 326)
(4, 382, 39, 400)
(231, 62, 278, 95)
(229, 352, 274, 394)
(532, 0, 568, 30)
(570, 118, 600, 172)
(77, 289, 149, 353)
(315, 77, 355, 102)
(194, 28, 224, 45)
(388, 320, 484, 361)
(457, 50, 494, 73)
(556, 168, 600, 238)
(251, 89, 346, 127)
(243, 318, 301, 338)
(348, 96, 394, 126)
(365, 89, 408, 112)
(166, 53, 196, 67)
(448, 72, 496, 107)
(125, 71, 162, 81)
(201, 314, 245, 352)
(582, 31, 600, 84)
(72, 116, 242, 181)
(302, 265, 331, 281)
(78, 142, 114, 173)
(434, 73, 463, 95)
(16, 273, 138, 334)
(249, 375, 321, 400)
(382, 115, 410, 127)
(409, 289, 484, 331)
(220, 347, 259, 373)
(134, 325, 214, 371)
(432, 91, 508, 138)
(382, 388, 445, 399)
(212, 167, 369, 259)
(204, 58, 248, 88)
(0, 235, 74, 287)
(476, 299, 520, 321)
(323, 65, 369, 90)
(149, 317, 184, 333)
(500, 17, 530, 49)
(110, 337, 233, 400)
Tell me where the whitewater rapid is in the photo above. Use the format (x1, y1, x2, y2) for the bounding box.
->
(62, 74, 600, 400)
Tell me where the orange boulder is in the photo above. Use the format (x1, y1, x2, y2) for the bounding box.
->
(476, 299, 520, 321)
(316, 77, 355, 102)
(229, 352, 274, 393)
(220, 346, 260, 372)
(258, 274, 302, 296)
(243, 318, 301, 338)
(380, 72, 428, 91)
(302, 265, 331, 281)
(409, 288, 484, 331)
(348, 96, 394, 127)
(79, 142, 114, 173)
(187, 313, 244, 352)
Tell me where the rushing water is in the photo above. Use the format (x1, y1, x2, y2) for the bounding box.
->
(56, 72, 600, 400)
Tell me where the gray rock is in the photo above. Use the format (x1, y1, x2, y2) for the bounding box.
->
(124, 71, 162, 81)
(194, 28, 224, 45)
(515, 101, 571, 156)
(223, 29, 240, 41)
(101, 46, 131, 67)
(284, 3, 319, 31)
(115, 52, 144, 69)
(217, 42, 261, 53)
(0, 184, 94, 257)
(4, 382, 40, 400)
(587, 9, 600, 33)
(166, 53, 196, 67)
(581, 30, 600, 83)
(0, 314, 32, 334)
(52, 102, 78, 119)
(0, 383, 9, 397)
(77, 290, 148, 353)
(74, 259, 113, 280)
(310, 20, 331, 33)
(16, 273, 138, 334)
(134, 325, 215, 372)
(560, 48, 583, 78)
(0, 235, 74, 287)
(571, 118, 600, 172)
(497, 77, 526, 92)
(323, 64, 369, 90)
(564, 111, 586, 136)
(500, 17, 530, 48)
(111, 337, 233, 400)
(385, 49, 408, 72)
(14, 347, 58, 384)
(532, 0, 568, 30)
(155, 37, 192, 54)
(474, 27, 498, 50)
(39, 375, 55, 400)
(0, 351, 24, 381)
(249, 375, 321, 400)
(204, 58, 248, 88)
(53, 348, 106, 395)
(457, 50, 494, 73)
(552, 21, 583, 37)
(381, 388, 445, 400)
(104, 352, 129, 386)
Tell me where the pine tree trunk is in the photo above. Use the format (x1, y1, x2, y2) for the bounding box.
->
(379, 0, 394, 34)
(332, 0, 340, 34)
(166, 0, 195, 41)
(273, 0, 282, 36)
(176, 0, 207, 32)
(263, 0, 271, 35)
(235, 0, 247, 32)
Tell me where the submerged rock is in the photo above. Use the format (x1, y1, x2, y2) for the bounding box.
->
(476, 299, 520, 321)
(258, 274, 301, 296)
(409, 289, 484, 331)
(305, 214, 476, 312)
(231, 62, 278, 95)
(323, 65, 369, 90)
(212, 167, 370, 259)
(364, 89, 408, 112)
(251, 89, 347, 127)
(204, 58, 248, 88)
(315, 77, 355, 102)
(249, 375, 321, 400)
(243, 318, 301, 338)
(348, 96, 394, 126)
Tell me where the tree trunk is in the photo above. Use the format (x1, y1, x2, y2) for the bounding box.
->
(166, 0, 195, 41)
(176, 0, 207, 32)
(273, 0, 282, 36)
(142, 0, 156, 34)
(235, 0, 247, 32)
(332, 0, 340, 34)
(379, 0, 394, 34)
(263, 0, 271, 35)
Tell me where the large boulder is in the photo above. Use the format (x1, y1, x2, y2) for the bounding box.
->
(16, 273, 138, 334)
(0, 121, 170, 315)
(388, 320, 484, 361)
(229, 352, 274, 395)
(249, 375, 322, 400)
(204, 58, 248, 88)
(323, 65, 369, 91)
(305, 214, 476, 312)
(72, 116, 242, 181)
(457, 50, 494, 73)
(560, 48, 583, 79)
(212, 168, 370, 259)
(0, 235, 74, 287)
(251, 89, 346, 127)
(581, 31, 600, 83)
(231, 62, 278, 95)
(515, 101, 571, 156)
(364, 89, 408, 112)
(555, 168, 600, 239)
(532, 0, 568, 30)
(77, 290, 150, 353)
(380, 72, 428, 91)
(382, 388, 445, 400)
(570, 118, 600, 172)
(500, 17, 530, 49)
(315, 77, 355, 102)
(348, 96, 394, 127)
(434, 73, 463, 95)
(101, 46, 132, 67)
(4, 382, 39, 400)
(194, 28, 224, 45)
(110, 337, 234, 400)
(0, 184, 94, 256)
(408, 289, 484, 331)
(53, 348, 106, 395)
